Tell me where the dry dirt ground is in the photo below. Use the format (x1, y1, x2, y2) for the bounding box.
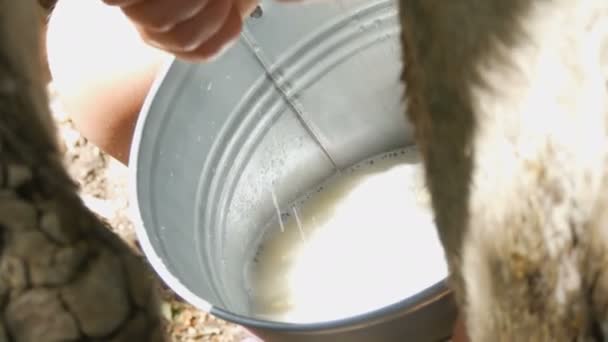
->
(48, 84, 258, 342)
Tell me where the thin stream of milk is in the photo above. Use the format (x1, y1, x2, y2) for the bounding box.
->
(270, 188, 285, 233)
(248, 149, 447, 324)
(292, 206, 307, 242)
(269, 128, 286, 233)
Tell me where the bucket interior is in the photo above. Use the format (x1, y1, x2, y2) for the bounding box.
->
(131, 0, 446, 325)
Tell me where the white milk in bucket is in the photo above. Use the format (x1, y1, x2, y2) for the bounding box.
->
(247, 147, 449, 323)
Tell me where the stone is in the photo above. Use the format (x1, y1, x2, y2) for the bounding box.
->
(6, 164, 32, 189)
(30, 241, 89, 286)
(5, 289, 80, 342)
(60, 249, 130, 337)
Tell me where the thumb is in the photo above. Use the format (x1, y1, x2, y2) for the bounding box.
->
(236, 0, 259, 19)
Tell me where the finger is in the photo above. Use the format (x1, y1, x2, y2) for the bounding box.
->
(123, 0, 209, 32)
(173, 6, 243, 61)
(101, 0, 144, 6)
(138, 0, 232, 52)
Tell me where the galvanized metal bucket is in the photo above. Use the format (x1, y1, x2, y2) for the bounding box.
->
(129, 0, 457, 340)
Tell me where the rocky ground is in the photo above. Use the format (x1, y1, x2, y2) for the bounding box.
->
(49, 85, 257, 342)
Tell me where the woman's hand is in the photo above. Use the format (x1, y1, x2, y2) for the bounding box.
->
(102, 0, 258, 61)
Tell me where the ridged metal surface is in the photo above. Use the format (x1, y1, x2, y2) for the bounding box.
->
(130, 0, 456, 341)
